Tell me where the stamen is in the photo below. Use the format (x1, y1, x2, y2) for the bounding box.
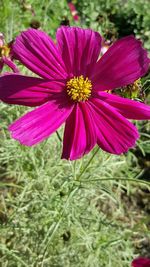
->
(66, 75, 92, 102)
(0, 45, 10, 58)
(122, 79, 142, 99)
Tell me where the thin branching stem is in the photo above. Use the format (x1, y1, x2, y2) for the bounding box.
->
(56, 130, 62, 142)
(76, 146, 100, 181)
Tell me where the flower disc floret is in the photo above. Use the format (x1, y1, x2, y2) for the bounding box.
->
(66, 75, 92, 102)
(0, 45, 10, 58)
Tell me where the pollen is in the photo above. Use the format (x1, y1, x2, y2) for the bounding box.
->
(0, 45, 10, 58)
(123, 79, 142, 99)
(66, 75, 92, 102)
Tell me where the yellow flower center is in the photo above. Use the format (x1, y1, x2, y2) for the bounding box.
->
(123, 79, 142, 99)
(0, 45, 10, 58)
(66, 75, 92, 102)
(127, 79, 141, 92)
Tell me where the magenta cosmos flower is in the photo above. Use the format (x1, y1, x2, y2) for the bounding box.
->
(132, 257, 150, 267)
(0, 26, 150, 160)
(0, 33, 19, 73)
(68, 2, 79, 21)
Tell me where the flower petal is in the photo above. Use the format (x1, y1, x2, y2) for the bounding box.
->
(62, 103, 96, 160)
(132, 257, 150, 267)
(9, 100, 73, 146)
(95, 91, 150, 120)
(90, 36, 149, 91)
(88, 98, 139, 154)
(56, 26, 102, 77)
(0, 74, 66, 106)
(2, 57, 19, 73)
(13, 29, 68, 79)
(0, 60, 4, 72)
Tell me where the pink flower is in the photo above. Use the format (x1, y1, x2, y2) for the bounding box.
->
(68, 2, 79, 21)
(0, 26, 150, 160)
(0, 33, 19, 73)
(132, 257, 150, 267)
(0, 33, 5, 47)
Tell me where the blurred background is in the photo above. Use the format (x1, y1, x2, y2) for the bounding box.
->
(0, 1, 150, 266)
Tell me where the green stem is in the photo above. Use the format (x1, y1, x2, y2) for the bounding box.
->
(80, 177, 150, 186)
(0, 182, 23, 188)
(40, 147, 100, 263)
(40, 186, 79, 265)
(76, 146, 100, 180)
(56, 130, 62, 142)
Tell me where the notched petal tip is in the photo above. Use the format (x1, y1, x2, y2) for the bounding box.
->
(56, 26, 102, 77)
(88, 98, 139, 155)
(91, 35, 149, 91)
(12, 28, 67, 80)
(8, 101, 73, 146)
(96, 91, 150, 120)
(62, 103, 96, 160)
